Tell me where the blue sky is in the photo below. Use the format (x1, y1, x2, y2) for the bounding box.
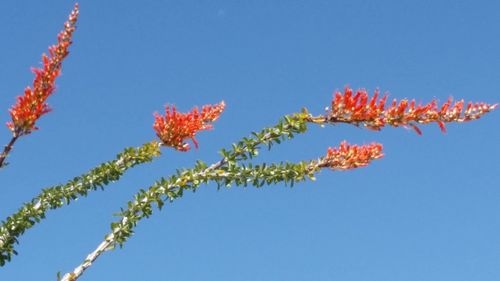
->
(1, 1, 499, 280)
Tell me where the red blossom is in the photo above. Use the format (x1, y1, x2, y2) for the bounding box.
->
(319, 141, 384, 170)
(6, 4, 79, 136)
(153, 101, 225, 151)
(318, 87, 497, 134)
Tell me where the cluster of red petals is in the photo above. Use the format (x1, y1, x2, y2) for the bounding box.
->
(7, 4, 79, 136)
(153, 101, 225, 151)
(320, 141, 384, 170)
(326, 87, 497, 134)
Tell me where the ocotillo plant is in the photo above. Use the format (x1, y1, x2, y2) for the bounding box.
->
(0, 3, 497, 281)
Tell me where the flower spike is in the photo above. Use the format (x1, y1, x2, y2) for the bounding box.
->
(319, 141, 384, 170)
(0, 4, 79, 169)
(317, 87, 497, 134)
(153, 101, 225, 151)
(7, 4, 79, 136)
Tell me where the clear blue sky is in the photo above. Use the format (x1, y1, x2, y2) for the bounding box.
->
(1, 1, 499, 280)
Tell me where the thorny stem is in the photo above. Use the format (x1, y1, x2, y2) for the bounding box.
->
(305, 115, 355, 126)
(0, 134, 19, 168)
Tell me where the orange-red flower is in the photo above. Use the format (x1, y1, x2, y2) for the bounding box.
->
(7, 4, 79, 136)
(153, 101, 225, 151)
(321, 87, 497, 134)
(319, 141, 384, 170)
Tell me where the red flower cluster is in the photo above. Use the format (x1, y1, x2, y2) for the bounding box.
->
(320, 87, 497, 134)
(7, 4, 79, 136)
(153, 101, 225, 151)
(320, 141, 384, 170)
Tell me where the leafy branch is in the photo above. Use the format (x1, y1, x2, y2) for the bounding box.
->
(0, 141, 161, 265)
(60, 114, 310, 280)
